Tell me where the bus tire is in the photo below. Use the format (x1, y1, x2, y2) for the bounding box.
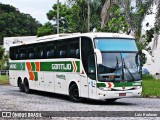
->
(69, 84, 81, 102)
(18, 78, 24, 92)
(23, 79, 30, 94)
(105, 99, 118, 103)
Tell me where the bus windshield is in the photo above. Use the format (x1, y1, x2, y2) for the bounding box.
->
(95, 38, 141, 82)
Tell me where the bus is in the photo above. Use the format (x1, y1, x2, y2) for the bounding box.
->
(9, 32, 142, 102)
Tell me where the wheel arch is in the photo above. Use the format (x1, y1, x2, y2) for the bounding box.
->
(68, 81, 80, 95)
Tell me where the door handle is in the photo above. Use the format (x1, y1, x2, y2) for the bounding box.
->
(49, 82, 52, 83)
(42, 81, 44, 82)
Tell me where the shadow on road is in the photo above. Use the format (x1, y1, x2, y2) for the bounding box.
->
(22, 89, 136, 106)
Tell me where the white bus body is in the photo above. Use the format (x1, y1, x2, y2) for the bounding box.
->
(9, 32, 142, 102)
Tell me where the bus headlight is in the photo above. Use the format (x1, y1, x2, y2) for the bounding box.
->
(98, 87, 111, 91)
(133, 86, 141, 89)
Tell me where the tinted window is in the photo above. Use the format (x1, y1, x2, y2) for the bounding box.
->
(68, 38, 80, 59)
(36, 45, 45, 59)
(46, 43, 56, 58)
(10, 47, 17, 60)
(19, 47, 27, 59)
(88, 54, 96, 80)
(28, 46, 36, 59)
(57, 40, 68, 58)
(81, 37, 95, 79)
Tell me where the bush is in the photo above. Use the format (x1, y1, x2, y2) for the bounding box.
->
(142, 74, 154, 80)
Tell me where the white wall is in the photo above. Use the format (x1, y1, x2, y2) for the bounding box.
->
(143, 35, 160, 74)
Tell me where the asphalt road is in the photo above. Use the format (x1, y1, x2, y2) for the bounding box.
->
(0, 85, 160, 119)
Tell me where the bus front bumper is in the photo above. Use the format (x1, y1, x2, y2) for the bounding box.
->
(96, 88, 142, 100)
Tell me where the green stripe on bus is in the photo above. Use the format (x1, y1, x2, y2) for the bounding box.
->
(97, 83, 106, 88)
(9, 61, 80, 72)
(31, 62, 36, 71)
(40, 61, 80, 72)
(34, 72, 38, 81)
(9, 62, 25, 70)
(114, 82, 142, 87)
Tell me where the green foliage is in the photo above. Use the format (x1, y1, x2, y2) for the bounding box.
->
(0, 47, 4, 60)
(0, 3, 42, 44)
(140, 52, 147, 66)
(99, 5, 129, 33)
(38, 0, 89, 36)
(0, 47, 8, 70)
(46, 3, 71, 33)
(146, 28, 154, 43)
(37, 22, 56, 37)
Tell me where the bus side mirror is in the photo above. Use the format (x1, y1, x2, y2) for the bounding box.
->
(94, 49, 102, 64)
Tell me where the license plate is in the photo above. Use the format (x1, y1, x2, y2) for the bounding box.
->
(119, 93, 126, 96)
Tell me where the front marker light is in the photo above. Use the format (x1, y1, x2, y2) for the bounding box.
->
(98, 87, 111, 91)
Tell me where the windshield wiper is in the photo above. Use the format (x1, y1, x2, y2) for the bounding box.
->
(115, 56, 119, 70)
(122, 58, 135, 81)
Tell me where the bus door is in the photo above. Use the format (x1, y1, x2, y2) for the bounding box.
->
(80, 68, 88, 98)
(87, 54, 97, 99)
(81, 37, 97, 99)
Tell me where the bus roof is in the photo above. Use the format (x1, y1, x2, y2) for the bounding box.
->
(10, 32, 135, 47)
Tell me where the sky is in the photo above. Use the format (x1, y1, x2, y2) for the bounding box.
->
(1, 0, 66, 24)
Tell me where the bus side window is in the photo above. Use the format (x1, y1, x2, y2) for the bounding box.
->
(28, 46, 35, 59)
(57, 40, 68, 58)
(10, 47, 14, 60)
(68, 38, 80, 59)
(15, 53, 19, 59)
(46, 43, 55, 58)
(81, 37, 95, 80)
(36, 45, 45, 59)
(76, 49, 80, 58)
(29, 53, 34, 59)
(15, 50, 19, 60)
(19, 47, 26, 60)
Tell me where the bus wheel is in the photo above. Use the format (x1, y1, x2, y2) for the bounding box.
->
(18, 78, 24, 92)
(24, 79, 30, 93)
(69, 84, 81, 102)
(105, 99, 118, 103)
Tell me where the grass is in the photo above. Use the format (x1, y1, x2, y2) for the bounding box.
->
(142, 75, 160, 97)
(0, 75, 9, 85)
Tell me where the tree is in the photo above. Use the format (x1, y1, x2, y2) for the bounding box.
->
(37, 22, 56, 37)
(100, 0, 114, 28)
(0, 3, 42, 44)
(152, 0, 160, 49)
(0, 47, 8, 70)
(46, 3, 73, 33)
(99, 3, 129, 33)
(0, 47, 4, 60)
